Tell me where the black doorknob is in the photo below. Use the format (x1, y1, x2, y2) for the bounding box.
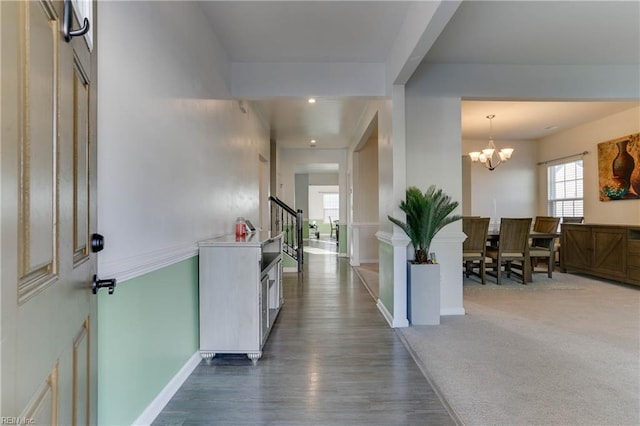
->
(92, 275, 116, 295)
(91, 233, 104, 253)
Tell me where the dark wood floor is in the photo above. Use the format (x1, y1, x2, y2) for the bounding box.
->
(153, 241, 454, 425)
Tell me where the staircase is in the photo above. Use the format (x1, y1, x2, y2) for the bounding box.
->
(268, 196, 303, 272)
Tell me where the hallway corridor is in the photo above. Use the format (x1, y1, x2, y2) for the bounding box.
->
(152, 243, 454, 425)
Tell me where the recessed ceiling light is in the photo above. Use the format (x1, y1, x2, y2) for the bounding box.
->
(308, 98, 316, 104)
(310, 139, 317, 144)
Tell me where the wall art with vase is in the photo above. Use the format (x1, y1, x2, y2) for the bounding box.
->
(598, 133, 640, 201)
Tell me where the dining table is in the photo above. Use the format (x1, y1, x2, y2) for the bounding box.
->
(486, 230, 560, 283)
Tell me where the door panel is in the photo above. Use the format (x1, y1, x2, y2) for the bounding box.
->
(562, 226, 590, 269)
(72, 318, 90, 426)
(20, 362, 58, 424)
(18, 0, 58, 304)
(593, 228, 627, 278)
(73, 60, 91, 266)
(1, 1, 98, 424)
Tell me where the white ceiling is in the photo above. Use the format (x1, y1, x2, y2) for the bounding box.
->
(200, 1, 411, 62)
(423, 1, 640, 66)
(200, 1, 640, 152)
(461, 101, 638, 140)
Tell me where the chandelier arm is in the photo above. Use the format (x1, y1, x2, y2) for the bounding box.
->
(468, 114, 513, 170)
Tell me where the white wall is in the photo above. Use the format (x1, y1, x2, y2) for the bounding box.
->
(351, 135, 380, 265)
(278, 149, 347, 223)
(347, 100, 394, 233)
(309, 173, 338, 186)
(353, 136, 379, 223)
(308, 185, 339, 221)
(98, 2, 270, 280)
(537, 106, 640, 225)
(294, 174, 309, 218)
(462, 138, 537, 226)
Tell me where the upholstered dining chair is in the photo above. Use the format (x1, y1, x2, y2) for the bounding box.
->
(463, 217, 490, 284)
(486, 218, 532, 285)
(530, 216, 561, 278)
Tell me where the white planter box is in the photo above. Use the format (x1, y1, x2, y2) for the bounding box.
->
(407, 262, 440, 325)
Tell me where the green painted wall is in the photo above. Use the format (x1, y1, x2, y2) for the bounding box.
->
(338, 224, 347, 254)
(98, 257, 199, 426)
(283, 252, 298, 269)
(302, 220, 310, 238)
(379, 242, 394, 315)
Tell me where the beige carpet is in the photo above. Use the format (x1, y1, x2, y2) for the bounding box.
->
(399, 272, 640, 426)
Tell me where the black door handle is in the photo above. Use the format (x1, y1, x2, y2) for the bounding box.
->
(91, 233, 104, 253)
(63, 0, 90, 42)
(93, 275, 116, 295)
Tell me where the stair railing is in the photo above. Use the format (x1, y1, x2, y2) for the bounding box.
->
(268, 196, 303, 272)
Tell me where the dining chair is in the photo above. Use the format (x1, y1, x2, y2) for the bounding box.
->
(486, 218, 532, 284)
(463, 217, 490, 284)
(562, 216, 584, 224)
(329, 217, 337, 239)
(530, 216, 561, 278)
(533, 216, 561, 233)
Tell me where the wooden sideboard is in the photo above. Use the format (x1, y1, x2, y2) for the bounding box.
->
(198, 232, 283, 364)
(562, 224, 640, 286)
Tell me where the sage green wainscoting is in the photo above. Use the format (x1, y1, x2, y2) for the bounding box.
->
(98, 257, 199, 426)
(283, 252, 298, 270)
(302, 219, 310, 239)
(379, 241, 394, 315)
(338, 224, 347, 254)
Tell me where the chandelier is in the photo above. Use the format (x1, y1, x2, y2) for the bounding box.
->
(469, 114, 514, 171)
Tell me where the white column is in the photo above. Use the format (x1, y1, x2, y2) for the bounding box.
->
(404, 94, 466, 316)
(390, 84, 410, 327)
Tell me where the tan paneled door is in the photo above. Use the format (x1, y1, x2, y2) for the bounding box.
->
(1, 1, 98, 424)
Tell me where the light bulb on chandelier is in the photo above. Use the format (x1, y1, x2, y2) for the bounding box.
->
(469, 114, 514, 171)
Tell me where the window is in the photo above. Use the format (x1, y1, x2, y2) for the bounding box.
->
(548, 160, 583, 217)
(323, 193, 339, 223)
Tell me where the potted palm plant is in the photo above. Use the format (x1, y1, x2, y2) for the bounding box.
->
(389, 185, 461, 325)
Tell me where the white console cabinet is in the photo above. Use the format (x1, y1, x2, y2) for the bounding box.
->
(198, 232, 283, 364)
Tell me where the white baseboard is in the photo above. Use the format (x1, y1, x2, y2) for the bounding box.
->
(377, 300, 408, 328)
(377, 299, 394, 327)
(441, 307, 466, 316)
(132, 351, 201, 426)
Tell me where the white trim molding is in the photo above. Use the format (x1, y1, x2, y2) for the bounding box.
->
(132, 351, 201, 426)
(99, 242, 199, 283)
(441, 307, 466, 316)
(376, 230, 410, 246)
(377, 299, 395, 327)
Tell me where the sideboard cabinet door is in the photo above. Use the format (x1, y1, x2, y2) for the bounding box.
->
(592, 227, 627, 278)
